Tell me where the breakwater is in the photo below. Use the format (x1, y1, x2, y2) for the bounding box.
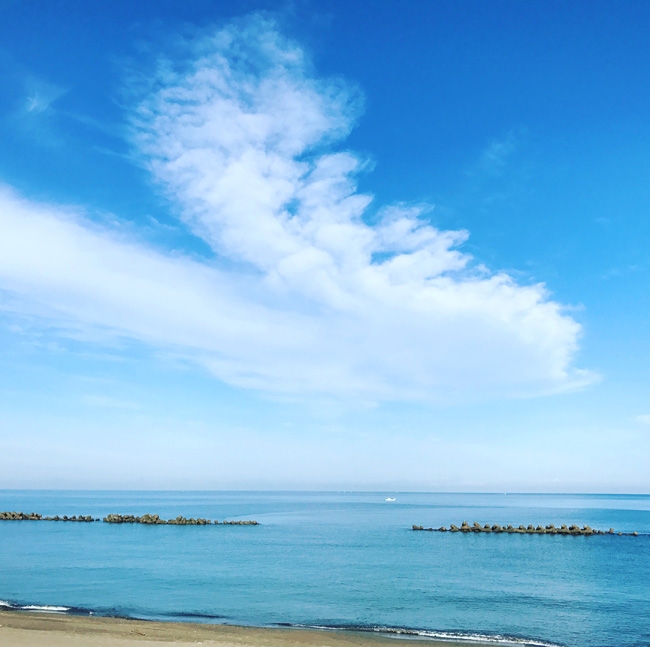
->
(103, 514, 258, 525)
(0, 512, 97, 522)
(0, 512, 258, 525)
(412, 521, 640, 536)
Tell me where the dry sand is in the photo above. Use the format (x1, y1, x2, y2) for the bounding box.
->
(0, 611, 476, 647)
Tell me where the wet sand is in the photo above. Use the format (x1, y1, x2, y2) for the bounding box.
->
(0, 611, 477, 647)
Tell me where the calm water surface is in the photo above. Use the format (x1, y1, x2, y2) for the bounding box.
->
(0, 491, 648, 647)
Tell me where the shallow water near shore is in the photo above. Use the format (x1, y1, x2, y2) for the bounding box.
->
(1, 491, 648, 647)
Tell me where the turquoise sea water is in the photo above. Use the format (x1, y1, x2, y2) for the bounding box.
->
(0, 491, 648, 647)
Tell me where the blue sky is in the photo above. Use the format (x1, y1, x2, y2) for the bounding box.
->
(0, 1, 648, 491)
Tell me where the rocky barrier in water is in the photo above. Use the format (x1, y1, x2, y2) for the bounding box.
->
(412, 521, 640, 536)
(103, 514, 258, 525)
(0, 512, 98, 521)
(0, 511, 258, 525)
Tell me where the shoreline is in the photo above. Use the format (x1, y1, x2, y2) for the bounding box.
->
(0, 610, 549, 647)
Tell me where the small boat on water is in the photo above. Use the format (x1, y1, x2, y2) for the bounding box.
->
(385, 497, 396, 502)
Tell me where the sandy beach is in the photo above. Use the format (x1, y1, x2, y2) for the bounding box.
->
(0, 611, 477, 647)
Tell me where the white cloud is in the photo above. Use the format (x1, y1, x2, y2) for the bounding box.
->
(636, 415, 650, 425)
(0, 16, 594, 403)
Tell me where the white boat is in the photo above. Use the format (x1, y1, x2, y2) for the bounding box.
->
(385, 497, 396, 502)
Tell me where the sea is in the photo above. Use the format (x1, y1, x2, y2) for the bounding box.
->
(0, 491, 648, 647)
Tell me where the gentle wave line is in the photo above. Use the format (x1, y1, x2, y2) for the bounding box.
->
(1, 600, 561, 647)
(281, 623, 564, 647)
(0, 600, 84, 614)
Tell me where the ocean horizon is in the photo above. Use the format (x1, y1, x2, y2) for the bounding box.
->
(1, 490, 648, 647)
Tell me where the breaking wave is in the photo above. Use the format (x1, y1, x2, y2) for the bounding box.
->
(277, 623, 563, 647)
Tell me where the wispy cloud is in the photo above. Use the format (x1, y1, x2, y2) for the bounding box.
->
(0, 16, 594, 403)
(636, 415, 650, 425)
(82, 394, 140, 410)
(471, 130, 521, 178)
(22, 75, 66, 115)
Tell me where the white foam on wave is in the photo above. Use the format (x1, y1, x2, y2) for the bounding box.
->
(391, 629, 560, 647)
(22, 605, 71, 613)
(296, 625, 562, 647)
(0, 600, 12, 608)
(382, 628, 560, 647)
